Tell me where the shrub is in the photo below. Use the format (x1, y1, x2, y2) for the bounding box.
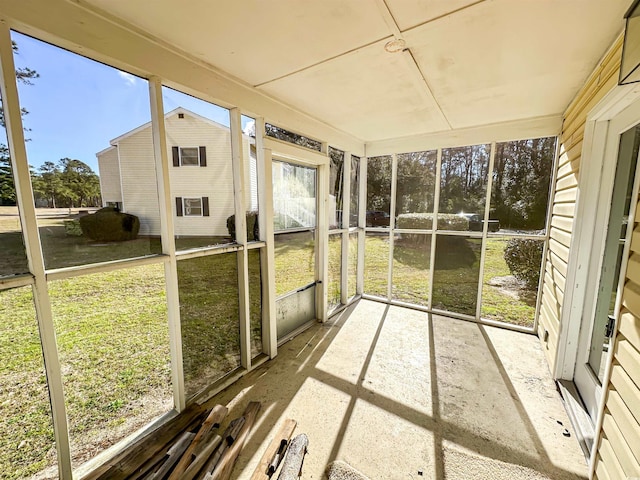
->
(227, 211, 259, 241)
(64, 219, 83, 236)
(79, 207, 140, 242)
(396, 212, 469, 231)
(503, 238, 543, 288)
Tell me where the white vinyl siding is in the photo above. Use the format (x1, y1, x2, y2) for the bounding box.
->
(165, 111, 234, 237)
(116, 127, 162, 236)
(96, 146, 122, 205)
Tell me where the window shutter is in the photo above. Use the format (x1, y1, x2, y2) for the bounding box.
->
(172, 146, 180, 167)
(202, 197, 210, 216)
(199, 146, 207, 167)
(176, 197, 183, 216)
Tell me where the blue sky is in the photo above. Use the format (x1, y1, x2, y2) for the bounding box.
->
(9, 31, 253, 173)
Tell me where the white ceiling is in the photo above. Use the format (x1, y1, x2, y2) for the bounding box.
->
(82, 0, 629, 142)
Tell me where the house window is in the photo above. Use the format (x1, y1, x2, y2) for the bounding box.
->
(176, 196, 210, 217)
(172, 146, 207, 167)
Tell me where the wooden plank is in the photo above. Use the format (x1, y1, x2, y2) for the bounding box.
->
(251, 419, 297, 480)
(149, 432, 196, 480)
(168, 404, 228, 480)
(602, 411, 640, 477)
(181, 435, 222, 480)
(209, 402, 261, 480)
(276, 434, 309, 480)
(606, 390, 640, 466)
(609, 364, 640, 426)
(128, 414, 208, 480)
(614, 338, 640, 392)
(87, 403, 208, 480)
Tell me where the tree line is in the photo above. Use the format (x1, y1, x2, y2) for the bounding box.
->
(0, 41, 101, 208)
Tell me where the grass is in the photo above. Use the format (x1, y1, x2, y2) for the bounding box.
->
(327, 235, 341, 309)
(363, 235, 537, 324)
(274, 231, 315, 296)
(480, 238, 537, 327)
(0, 208, 262, 477)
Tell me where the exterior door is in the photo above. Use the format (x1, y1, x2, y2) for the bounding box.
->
(574, 105, 640, 422)
(272, 159, 318, 340)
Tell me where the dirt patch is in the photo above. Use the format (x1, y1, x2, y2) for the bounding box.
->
(488, 275, 530, 301)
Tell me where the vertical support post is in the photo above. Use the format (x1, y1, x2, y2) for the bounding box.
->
(387, 154, 398, 300)
(428, 149, 442, 310)
(256, 118, 277, 358)
(0, 23, 73, 478)
(340, 151, 351, 303)
(357, 156, 367, 295)
(230, 108, 251, 369)
(475, 142, 496, 320)
(316, 146, 329, 321)
(148, 77, 185, 411)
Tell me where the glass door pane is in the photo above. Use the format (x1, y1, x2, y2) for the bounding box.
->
(587, 125, 639, 382)
(273, 160, 317, 339)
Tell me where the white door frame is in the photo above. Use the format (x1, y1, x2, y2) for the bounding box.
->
(555, 82, 640, 382)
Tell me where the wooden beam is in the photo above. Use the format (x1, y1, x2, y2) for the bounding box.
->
(250, 419, 297, 480)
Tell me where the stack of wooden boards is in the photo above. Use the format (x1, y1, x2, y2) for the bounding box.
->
(87, 400, 309, 480)
(87, 402, 260, 480)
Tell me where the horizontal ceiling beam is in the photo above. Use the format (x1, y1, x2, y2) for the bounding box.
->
(365, 114, 563, 156)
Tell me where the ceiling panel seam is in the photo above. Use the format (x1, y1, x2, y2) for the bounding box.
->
(253, 35, 394, 88)
(377, 0, 452, 130)
(400, 0, 487, 35)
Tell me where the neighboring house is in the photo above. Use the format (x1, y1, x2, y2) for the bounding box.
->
(97, 107, 258, 237)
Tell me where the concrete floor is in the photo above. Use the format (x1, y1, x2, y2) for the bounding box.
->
(212, 300, 588, 479)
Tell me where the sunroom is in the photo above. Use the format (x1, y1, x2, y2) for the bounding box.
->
(0, 1, 638, 479)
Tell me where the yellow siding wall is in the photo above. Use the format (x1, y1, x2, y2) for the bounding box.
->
(536, 32, 640, 480)
(537, 35, 623, 371)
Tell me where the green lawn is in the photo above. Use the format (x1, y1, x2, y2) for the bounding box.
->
(0, 210, 261, 477)
(363, 235, 538, 325)
(480, 238, 538, 327)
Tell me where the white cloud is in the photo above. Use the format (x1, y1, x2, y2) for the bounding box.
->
(243, 120, 255, 137)
(118, 71, 137, 86)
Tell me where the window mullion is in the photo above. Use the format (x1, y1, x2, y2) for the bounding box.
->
(357, 157, 367, 295)
(230, 108, 251, 370)
(476, 142, 497, 320)
(388, 153, 398, 300)
(0, 23, 73, 479)
(429, 149, 442, 310)
(148, 77, 186, 411)
(340, 151, 351, 304)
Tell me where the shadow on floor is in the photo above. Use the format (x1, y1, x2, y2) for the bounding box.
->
(210, 300, 587, 480)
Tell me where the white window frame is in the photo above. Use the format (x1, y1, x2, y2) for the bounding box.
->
(179, 146, 200, 166)
(183, 197, 203, 216)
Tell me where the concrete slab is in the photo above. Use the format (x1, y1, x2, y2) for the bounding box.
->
(211, 300, 587, 479)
